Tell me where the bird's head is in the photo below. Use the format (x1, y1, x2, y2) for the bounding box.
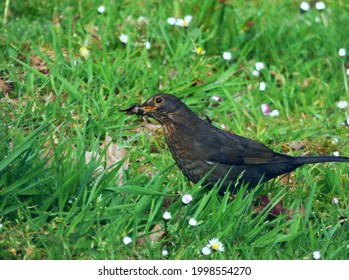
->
(122, 93, 193, 125)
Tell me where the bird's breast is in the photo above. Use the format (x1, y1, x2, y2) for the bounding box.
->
(162, 123, 214, 183)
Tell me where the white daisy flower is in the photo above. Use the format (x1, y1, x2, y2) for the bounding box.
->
(313, 251, 321, 260)
(338, 48, 346, 57)
(123, 236, 132, 245)
(119, 34, 128, 44)
(167, 17, 176, 25)
(255, 62, 265, 71)
(163, 211, 172, 221)
(176, 15, 192, 27)
(97, 6, 106, 13)
(259, 81, 266, 91)
(207, 237, 225, 252)
(162, 249, 169, 257)
(222, 52, 232, 60)
(182, 194, 193, 204)
(261, 104, 270, 115)
(270, 109, 280, 117)
(252, 70, 259, 77)
(337, 100, 348, 109)
(194, 47, 206, 55)
(144, 41, 151, 49)
(201, 246, 211, 256)
(315, 2, 326, 11)
(300, 2, 310, 12)
(188, 218, 198, 226)
(211, 96, 220, 102)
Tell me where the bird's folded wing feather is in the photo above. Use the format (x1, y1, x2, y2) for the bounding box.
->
(193, 128, 291, 165)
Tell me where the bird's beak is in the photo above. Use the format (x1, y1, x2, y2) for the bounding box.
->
(119, 104, 156, 115)
(139, 105, 157, 114)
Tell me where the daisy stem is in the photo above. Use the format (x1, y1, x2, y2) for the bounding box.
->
(342, 61, 348, 93)
(164, 220, 168, 233)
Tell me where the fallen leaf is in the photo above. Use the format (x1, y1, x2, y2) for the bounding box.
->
(85, 150, 104, 173)
(254, 195, 295, 219)
(30, 54, 50, 75)
(85, 135, 130, 184)
(149, 224, 166, 242)
(101, 136, 129, 184)
(289, 140, 306, 151)
(0, 78, 9, 95)
(136, 224, 166, 245)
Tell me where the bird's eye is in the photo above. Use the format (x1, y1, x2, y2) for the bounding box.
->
(155, 97, 163, 104)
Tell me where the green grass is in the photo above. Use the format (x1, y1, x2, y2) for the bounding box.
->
(0, 0, 349, 260)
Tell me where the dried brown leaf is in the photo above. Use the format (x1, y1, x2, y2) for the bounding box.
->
(149, 224, 165, 242)
(289, 140, 306, 151)
(85, 136, 130, 184)
(0, 78, 9, 95)
(30, 54, 50, 75)
(136, 224, 165, 245)
(254, 195, 295, 219)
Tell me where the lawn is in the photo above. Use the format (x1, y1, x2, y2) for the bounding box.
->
(0, 0, 349, 260)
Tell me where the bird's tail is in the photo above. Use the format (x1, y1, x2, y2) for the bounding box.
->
(294, 155, 349, 165)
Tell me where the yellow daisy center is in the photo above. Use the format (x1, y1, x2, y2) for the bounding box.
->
(196, 47, 205, 55)
(212, 243, 219, 251)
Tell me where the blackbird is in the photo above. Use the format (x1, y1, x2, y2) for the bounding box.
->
(122, 93, 349, 192)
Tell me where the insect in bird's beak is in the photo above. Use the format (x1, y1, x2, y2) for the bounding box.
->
(119, 105, 156, 115)
(119, 104, 141, 115)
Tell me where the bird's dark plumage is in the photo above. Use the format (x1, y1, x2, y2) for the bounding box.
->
(122, 93, 349, 192)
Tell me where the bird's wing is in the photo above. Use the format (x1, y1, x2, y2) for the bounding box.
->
(193, 127, 291, 165)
